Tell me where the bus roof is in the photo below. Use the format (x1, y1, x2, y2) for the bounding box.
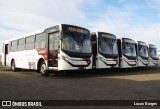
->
(2, 24, 89, 44)
(2, 29, 44, 44)
(137, 41, 148, 46)
(149, 44, 156, 48)
(91, 31, 115, 35)
(2, 24, 61, 44)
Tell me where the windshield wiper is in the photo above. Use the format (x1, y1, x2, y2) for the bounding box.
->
(70, 33, 79, 44)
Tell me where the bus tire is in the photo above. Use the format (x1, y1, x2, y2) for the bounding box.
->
(40, 61, 49, 76)
(11, 60, 17, 72)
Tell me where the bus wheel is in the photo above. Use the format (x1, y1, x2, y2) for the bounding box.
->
(40, 61, 49, 76)
(11, 60, 17, 71)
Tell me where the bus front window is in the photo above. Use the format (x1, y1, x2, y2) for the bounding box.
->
(81, 36, 92, 53)
(139, 45, 148, 58)
(124, 43, 136, 57)
(62, 32, 91, 54)
(149, 48, 157, 58)
(99, 38, 118, 55)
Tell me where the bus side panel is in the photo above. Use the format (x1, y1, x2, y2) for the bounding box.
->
(9, 50, 44, 70)
(15, 51, 29, 69)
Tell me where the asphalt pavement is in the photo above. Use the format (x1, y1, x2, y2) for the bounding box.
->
(0, 66, 160, 109)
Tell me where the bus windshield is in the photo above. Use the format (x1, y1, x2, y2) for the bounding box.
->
(139, 45, 148, 58)
(62, 32, 92, 54)
(124, 42, 136, 57)
(99, 37, 118, 55)
(149, 48, 157, 58)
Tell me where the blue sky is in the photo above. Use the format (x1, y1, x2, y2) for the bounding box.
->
(0, 0, 160, 52)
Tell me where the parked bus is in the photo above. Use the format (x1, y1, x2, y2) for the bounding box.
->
(91, 32, 119, 69)
(148, 44, 159, 66)
(1, 24, 92, 76)
(117, 38, 137, 68)
(136, 41, 149, 67)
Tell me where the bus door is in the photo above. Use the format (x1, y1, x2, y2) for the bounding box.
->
(4, 44, 9, 66)
(48, 33, 60, 67)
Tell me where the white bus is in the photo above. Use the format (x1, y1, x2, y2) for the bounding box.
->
(1, 24, 92, 76)
(148, 44, 159, 66)
(117, 38, 137, 68)
(136, 41, 149, 67)
(91, 32, 119, 69)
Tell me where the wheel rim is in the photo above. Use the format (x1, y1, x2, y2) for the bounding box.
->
(41, 64, 46, 74)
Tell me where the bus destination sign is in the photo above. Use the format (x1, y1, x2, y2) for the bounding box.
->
(124, 39, 135, 43)
(98, 32, 116, 39)
(62, 25, 90, 34)
(68, 27, 84, 33)
(149, 45, 156, 48)
(101, 34, 113, 39)
(138, 42, 147, 46)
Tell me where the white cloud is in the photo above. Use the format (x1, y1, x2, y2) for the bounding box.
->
(90, 20, 160, 50)
(88, 4, 136, 35)
(147, 0, 160, 10)
(1, 0, 90, 30)
(147, 0, 160, 18)
(0, 0, 88, 31)
(128, 25, 160, 47)
(88, 3, 160, 50)
(0, 0, 89, 53)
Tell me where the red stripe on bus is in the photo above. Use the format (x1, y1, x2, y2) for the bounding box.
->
(36, 48, 48, 61)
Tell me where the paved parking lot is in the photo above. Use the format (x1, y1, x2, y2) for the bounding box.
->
(0, 66, 160, 109)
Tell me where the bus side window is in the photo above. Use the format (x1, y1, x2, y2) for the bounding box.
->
(53, 33, 60, 50)
(2, 44, 5, 53)
(26, 35, 35, 50)
(35, 33, 46, 49)
(11, 40, 18, 52)
(9, 42, 11, 52)
(18, 38, 25, 51)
